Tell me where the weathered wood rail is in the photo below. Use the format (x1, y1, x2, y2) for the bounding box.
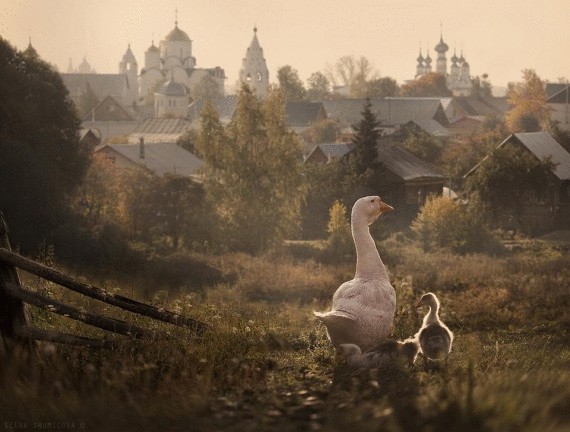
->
(0, 212, 208, 354)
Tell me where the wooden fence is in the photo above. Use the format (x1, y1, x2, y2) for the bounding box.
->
(0, 212, 208, 354)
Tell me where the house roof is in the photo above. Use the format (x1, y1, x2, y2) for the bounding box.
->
(98, 142, 202, 178)
(305, 143, 355, 162)
(465, 132, 570, 180)
(129, 118, 193, 144)
(508, 132, 570, 180)
(133, 118, 192, 134)
(545, 83, 569, 103)
(82, 95, 134, 122)
(61, 73, 129, 101)
(285, 102, 326, 127)
(305, 140, 444, 182)
(376, 143, 445, 181)
(323, 98, 447, 127)
(453, 96, 509, 117)
(406, 119, 452, 137)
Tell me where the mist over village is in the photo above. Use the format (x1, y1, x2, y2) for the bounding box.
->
(0, 1, 569, 431)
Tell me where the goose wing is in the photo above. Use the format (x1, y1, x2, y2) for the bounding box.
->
(419, 324, 452, 359)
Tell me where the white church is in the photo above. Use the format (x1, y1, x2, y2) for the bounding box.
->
(61, 17, 272, 120)
(414, 33, 472, 96)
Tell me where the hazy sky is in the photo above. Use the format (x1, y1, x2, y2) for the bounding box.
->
(2, 0, 569, 92)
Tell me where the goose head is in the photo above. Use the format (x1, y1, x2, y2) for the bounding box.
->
(415, 292, 440, 310)
(352, 196, 393, 225)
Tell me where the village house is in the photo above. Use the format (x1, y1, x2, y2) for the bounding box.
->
(465, 131, 570, 234)
(305, 137, 446, 221)
(94, 139, 202, 180)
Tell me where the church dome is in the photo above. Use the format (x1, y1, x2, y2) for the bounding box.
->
(425, 52, 432, 64)
(160, 79, 187, 96)
(416, 51, 424, 64)
(451, 50, 458, 64)
(165, 24, 191, 42)
(434, 36, 449, 53)
(147, 41, 160, 53)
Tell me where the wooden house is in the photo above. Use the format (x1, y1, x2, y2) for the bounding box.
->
(465, 132, 570, 233)
(305, 137, 446, 221)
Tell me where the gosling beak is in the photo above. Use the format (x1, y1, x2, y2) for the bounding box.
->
(415, 300, 423, 309)
(379, 201, 394, 213)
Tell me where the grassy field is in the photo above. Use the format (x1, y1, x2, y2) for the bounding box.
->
(0, 237, 569, 431)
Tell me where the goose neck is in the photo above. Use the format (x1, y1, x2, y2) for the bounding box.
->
(423, 305, 440, 325)
(352, 216, 387, 279)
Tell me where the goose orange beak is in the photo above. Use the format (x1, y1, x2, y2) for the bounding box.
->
(379, 201, 394, 213)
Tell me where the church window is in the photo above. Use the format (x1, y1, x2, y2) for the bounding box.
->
(257, 72, 262, 82)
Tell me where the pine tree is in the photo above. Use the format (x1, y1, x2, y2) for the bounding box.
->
(346, 98, 383, 190)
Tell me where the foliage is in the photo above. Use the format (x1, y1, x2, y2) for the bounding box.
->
(465, 144, 555, 228)
(1, 242, 568, 431)
(505, 69, 551, 132)
(411, 195, 502, 254)
(366, 76, 400, 98)
(177, 128, 199, 155)
(326, 55, 379, 98)
(549, 120, 570, 153)
(77, 81, 100, 119)
(303, 118, 342, 144)
(345, 99, 383, 190)
(401, 72, 452, 97)
(470, 74, 493, 98)
(197, 85, 306, 253)
(0, 37, 89, 252)
(401, 127, 442, 163)
(192, 74, 222, 102)
(322, 200, 354, 262)
(301, 160, 346, 239)
(277, 65, 307, 101)
(306, 71, 331, 101)
(144, 78, 166, 106)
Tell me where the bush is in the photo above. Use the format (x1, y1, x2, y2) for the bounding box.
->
(321, 200, 354, 263)
(411, 195, 503, 255)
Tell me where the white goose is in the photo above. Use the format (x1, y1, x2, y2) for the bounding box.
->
(414, 292, 454, 368)
(314, 196, 395, 351)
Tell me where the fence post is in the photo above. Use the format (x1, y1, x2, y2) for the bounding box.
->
(0, 212, 34, 353)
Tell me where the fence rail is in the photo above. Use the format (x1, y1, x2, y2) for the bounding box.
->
(0, 212, 208, 354)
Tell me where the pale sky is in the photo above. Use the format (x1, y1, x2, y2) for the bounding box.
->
(1, 0, 569, 93)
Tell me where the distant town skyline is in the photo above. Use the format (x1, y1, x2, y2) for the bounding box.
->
(2, 0, 569, 93)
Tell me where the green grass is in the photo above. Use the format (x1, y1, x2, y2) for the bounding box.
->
(0, 241, 568, 431)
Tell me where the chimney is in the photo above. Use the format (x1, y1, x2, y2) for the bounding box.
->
(139, 137, 145, 159)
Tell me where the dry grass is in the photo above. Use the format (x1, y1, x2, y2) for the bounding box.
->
(0, 242, 569, 431)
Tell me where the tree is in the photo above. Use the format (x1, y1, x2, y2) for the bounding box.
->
(326, 55, 379, 98)
(177, 128, 199, 155)
(465, 145, 554, 228)
(307, 71, 331, 101)
(400, 72, 452, 97)
(0, 37, 89, 251)
(197, 85, 305, 252)
(192, 74, 222, 102)
(277, 65, 307, 101)
(411, 195, 499, 254)
(401, 128, 441, 163)
(304, 119, 342, 144)
(345, 99, 383, 190)
(77, 82, 100, 119)
(470, 74, 493, 98)
(367, 77, 400, 98)
(505, 69, 551, 132)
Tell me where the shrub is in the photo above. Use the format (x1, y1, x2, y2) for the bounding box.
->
(321, 200, 354, 262)
(411, 195, 503, 255)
